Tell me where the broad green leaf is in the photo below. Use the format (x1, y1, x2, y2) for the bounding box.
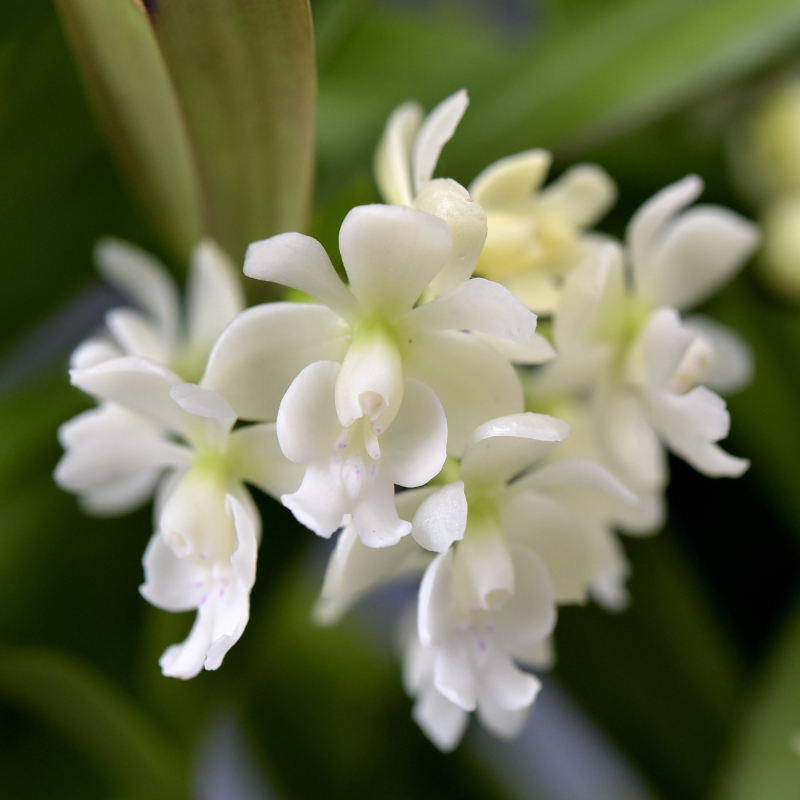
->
(54, 0, 202, 262)
(711, 592, 800, 800)
(450, 0, 800, 169)
(313, 0, 374, 72)
(0, 648, 187, 799)
(154, 0, 317, 264)
(554, 527, 744, 800)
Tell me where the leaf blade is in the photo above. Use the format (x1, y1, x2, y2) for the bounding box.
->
(54, 0, 203, 262)
(154, 0, 317, 262)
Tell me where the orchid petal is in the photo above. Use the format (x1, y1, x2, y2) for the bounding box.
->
(411, 481, 468, 553)
(470, 150, 552, 211)
(352, 465, 411, 547)
(481, 651, 540, 711)
(339, 204, 452, 317)
(186, 239, 245, 356)
(80, 470, 163, 516)
(244, 233, 360, 320)
(158, 471, 238, 564)
(476, 332, 555, 365)
(105, 309, 167, 362)
(316, 521, 429, 625)
(476, 694, 530, 739)
(282, 461, 349, 538)
(644, 206, 760, 309)
(335, 326, 404, 431)
(512, 458, 636, 504)
(536, 164, 617, 227)
(434, 641, 477, 711)
(70, 338, 122, 369)
(648, 385, 749, 477)
(381, 378, 447, 487)
(58, 403, 158, 449)
(627, 175, 703, 285)
(140, 532, 204, 612)
(683, 315, 753, 395)
(452, 515, 514, 612)
(54, 431, 190, 495)
(170, 383, 236, 420)
(95, 237, 179, 352)
(601, 391, 667, 491)
(501, 492, 588, 604)
(418, 549, 455, 647)
(635, 308, 695, 389)
(403, 277, 537, 343)
(460, 413, 571, 490)
(70, 356, 195, 438)
(228, 423, 304, 498)
(412, 89, 469, 193)
(412, 687, 469, 752)
(276, 361, 341, 464)
(374, 100, 422, 207)
(498, 271, 562, 315)
(498, 544, 557, 647)
(403, 330, 524, 456)
(202, 303, 349, 421)
(416, 178, 488, 296)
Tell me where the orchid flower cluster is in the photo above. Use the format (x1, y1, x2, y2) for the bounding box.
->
(55, 91, 759, 750)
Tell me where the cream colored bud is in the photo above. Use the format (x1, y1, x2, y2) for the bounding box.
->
(759, 193, 800, 302)
(733, 80, 800, 203)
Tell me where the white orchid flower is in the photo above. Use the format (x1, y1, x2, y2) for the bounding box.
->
(311, 412, 632, 748)
(409, 413, 636, 605)
(533, 177, 759, 490)
(74, 237, 244, 381)
(315, 412, 635, 621)
(468, 150, 617, 314)
(276, 360, 447, 547)
(397, 413, 633, 749)
(203, 203, 547, 455)
(55, 357, 302, 677)
(403, 541, 556, 751)
(374, 89, 490, 299)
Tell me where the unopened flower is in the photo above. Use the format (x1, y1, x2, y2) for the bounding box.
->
(204, 203, 547, 455)
(469, 150, 617, 313)
(56, 357, 301, 677)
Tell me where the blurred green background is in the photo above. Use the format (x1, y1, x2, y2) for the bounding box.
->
(4, 0, 800, 798)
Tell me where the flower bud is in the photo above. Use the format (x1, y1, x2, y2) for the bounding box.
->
(759, 193, 800, 302)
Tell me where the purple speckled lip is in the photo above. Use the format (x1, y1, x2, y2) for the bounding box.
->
(142, 0, 158, 19)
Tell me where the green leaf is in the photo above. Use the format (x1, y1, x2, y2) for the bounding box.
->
(711, 592, 800, 800)
(53, 0, 203, 263)
(153, 0, 317, 264)
(450, 0, 800, 168)
(0, 648, 188, 799)
(554, 528, 744, 800)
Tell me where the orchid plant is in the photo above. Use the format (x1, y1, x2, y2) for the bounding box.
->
(53, 87, 758, 756)
(9, 1, 798, 797)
